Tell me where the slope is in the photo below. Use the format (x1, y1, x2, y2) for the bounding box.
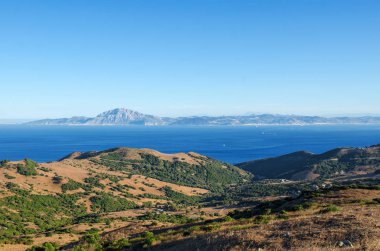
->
(237, 145, 380, 180)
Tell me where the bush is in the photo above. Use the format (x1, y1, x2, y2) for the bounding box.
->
(162, 186, 200, 205)
(201, 223, 221, 232)
(84, 176, 105, 189)
(4, 173, 15, 179)
(90, 193, 137, 213)
(27, 242, 58, 251)
(16, 159, 38, 176)
(39, 167, 51, 172)
(5, 182, 19, 190)
(144, 231, 156, 246)
(0, 160, 9, 167)
(104, 238, 130, 250)
(277, 210, 289, 220)
(223, 216, 234, 222)
(319, 204, 340, 214)
(52, 176, 63, 184)
(292, 204, 304, 211)
(61, 179, 86, 192)
(253, 215, 271, 224)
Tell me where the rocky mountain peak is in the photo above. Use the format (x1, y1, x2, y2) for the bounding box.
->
(90, 108, 163, 125)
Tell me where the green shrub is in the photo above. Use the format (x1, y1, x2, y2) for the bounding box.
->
(104, 238, 130, 250)
(17, 236, 34, 245)
(39, 167, 51, 172)
(201, 223, 221, 232)
(5, 182, 19, 190)
(27, 242, 58, 251)
(223, 216, 234, 222)
(253, 215, 271, 224)
(61, 179, 86, 192)
(277, 210, 289, 220)
(0, 160, 9, 167)
(319, 204, 340, 214)
(90, 193, 137, 213)
(84, 176, 105, 189)
(16, 159, 38, 176)
(4, 173, 15, 179)
(162, 186, 200, 205)
(292, 204, 304, 211)
(144, 231, 156, 246)
(52, 175, 63, 184)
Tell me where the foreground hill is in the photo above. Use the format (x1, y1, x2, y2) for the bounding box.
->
(0, 145, 379, 250)
(64, 182, 380, 250)
(0, 147, 250, 249)
(237, 145, 380, 181)
(26, 108, 380, 126)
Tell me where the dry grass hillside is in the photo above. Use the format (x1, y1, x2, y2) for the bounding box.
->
(0, 147, 379, 251)
(98, 186, 380, 251)
(0, 148, 250, 250)
(238, 145, 380, 181)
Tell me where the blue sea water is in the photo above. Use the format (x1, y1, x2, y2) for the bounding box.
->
(1, 125, 380, 164)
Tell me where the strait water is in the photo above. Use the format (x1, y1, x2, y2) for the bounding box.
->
(1, 125, 380, 164)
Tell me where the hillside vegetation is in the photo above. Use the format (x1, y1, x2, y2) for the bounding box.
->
(63, 182, 380, 251)
(0, 146, 379, 250)
(87, 148, 249, 192)
(0, 148, 250, 250)
(237, 145, 380, 180)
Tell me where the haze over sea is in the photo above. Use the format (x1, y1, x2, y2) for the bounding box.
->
(1, 125, 380, 164)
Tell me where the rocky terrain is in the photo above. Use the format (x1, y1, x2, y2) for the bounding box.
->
(26, 108, 380, 126)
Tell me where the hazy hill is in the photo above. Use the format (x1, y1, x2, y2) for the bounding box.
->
(27, 108, 165, 126)
(237, 145, 380, 180)
(26, 108, 380, 126)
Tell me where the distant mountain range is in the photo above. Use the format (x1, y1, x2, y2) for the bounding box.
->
(26, 108, 380, 126)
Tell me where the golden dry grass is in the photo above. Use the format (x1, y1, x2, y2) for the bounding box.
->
(126, 189, 380, 251)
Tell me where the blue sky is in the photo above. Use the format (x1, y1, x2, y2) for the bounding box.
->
(0, 0, 379, 119)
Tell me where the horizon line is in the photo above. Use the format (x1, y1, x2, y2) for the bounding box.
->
(2, 109, 380, 122)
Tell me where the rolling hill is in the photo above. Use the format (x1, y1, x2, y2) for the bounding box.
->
(0, 147, 250, 250)
(0, 145, 379, 250)
(237, 145, 380, 180)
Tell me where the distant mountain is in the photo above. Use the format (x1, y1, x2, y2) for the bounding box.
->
(85, 108, 164, 125)
(237, 144, 380, 180)
(26, 108, 380, 126)
(27, 108, 165, 126)
(27, 116, 92, 125)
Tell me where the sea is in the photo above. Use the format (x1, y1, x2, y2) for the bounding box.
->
(1, 125, 380, 164)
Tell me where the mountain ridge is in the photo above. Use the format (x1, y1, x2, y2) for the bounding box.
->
(26, 108, 380, 126)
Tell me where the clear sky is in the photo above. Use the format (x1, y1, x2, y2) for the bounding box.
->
(0, 0, 379, 119)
